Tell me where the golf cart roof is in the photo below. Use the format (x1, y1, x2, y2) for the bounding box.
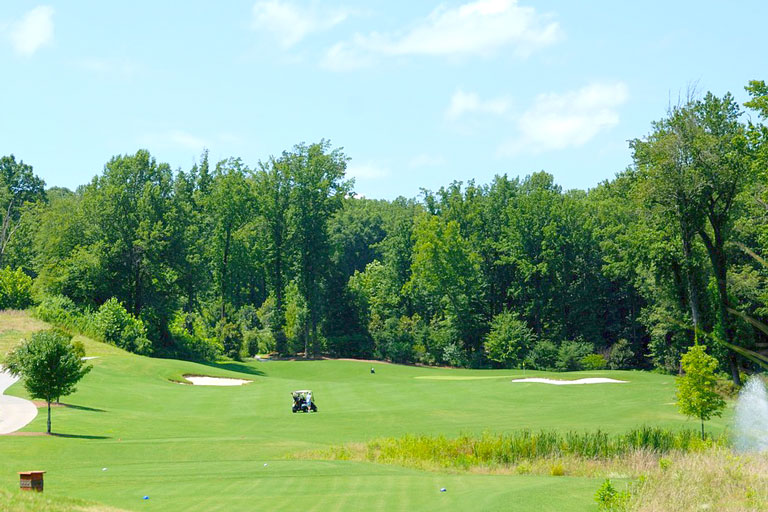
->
(292, 389, 312, 394)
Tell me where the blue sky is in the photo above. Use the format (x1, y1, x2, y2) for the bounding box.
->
(0, 1, 765, 199)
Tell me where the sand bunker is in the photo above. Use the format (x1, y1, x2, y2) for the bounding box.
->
(510, 377, 627, 385)
(182, 375, 252, 386)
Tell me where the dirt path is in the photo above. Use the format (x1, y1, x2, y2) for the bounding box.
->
(0, 367, 37, 434)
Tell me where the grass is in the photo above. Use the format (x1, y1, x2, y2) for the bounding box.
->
(0, 310, 739, 511)
(308, 427, 721, 472)
(0, 487, 129, 512)
(629, 448, 768, 511)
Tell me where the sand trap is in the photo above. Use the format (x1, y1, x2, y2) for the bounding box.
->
(182, 375, 252, 386)
(511, 377, 627, 385)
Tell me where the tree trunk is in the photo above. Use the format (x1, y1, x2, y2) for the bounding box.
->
(47, 401, 51, 434)
(220, 228, 232, 322)
(700, 418, 704, 440)
(699, 228, 741, 386)
(681, 235, 703, 337)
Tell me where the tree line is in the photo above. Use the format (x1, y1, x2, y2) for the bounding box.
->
(1, 82, 767, 381)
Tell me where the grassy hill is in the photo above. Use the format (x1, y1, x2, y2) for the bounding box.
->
(0, 311, 732, 511)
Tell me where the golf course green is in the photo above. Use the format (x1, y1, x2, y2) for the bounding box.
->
(0, 312, 732, 511)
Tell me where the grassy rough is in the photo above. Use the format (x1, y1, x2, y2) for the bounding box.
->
(630, 449, 768, 512)
(0, 487, 128, 512)
(310, 428, 722, 472)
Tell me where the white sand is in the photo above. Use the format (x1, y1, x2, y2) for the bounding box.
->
(511, 377, 627, 385)
(182, 375, 252, 386)
(0, 367, 38, 434)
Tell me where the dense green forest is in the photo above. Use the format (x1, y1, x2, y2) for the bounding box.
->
(2, 83, 767, 382)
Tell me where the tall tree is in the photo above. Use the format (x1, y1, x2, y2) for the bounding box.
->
(0, 155, 46, 268)
(205, 158, 254, 322)
(254, 156, 292, 353)
(286, 141, 351, 356)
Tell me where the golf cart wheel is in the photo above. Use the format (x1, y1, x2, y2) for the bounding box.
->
(311, 404, 317, 412)
(292, 407, 297, 413)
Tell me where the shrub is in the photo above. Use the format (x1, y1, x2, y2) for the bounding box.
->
(372, 315, 426, 364)
(92, 298, 151, 354)
(595, 479, 630, 511)
(168, 312, 222, 361)
(36, 295, 79, 325)
(219, 322, 243, 360)
(484, 311, 536, 368)
(550, 463, 565, 476)
(608, 338, 635, 370)
(0, 266, 34, 310)
(580, 353, 607, 370)
(527, 340, 558, 370)
(556, 340, 594, 371)
(244, 329, 277, 357)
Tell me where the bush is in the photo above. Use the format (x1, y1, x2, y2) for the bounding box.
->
(595, 479, 630, 511)
(556, 340, 594, 371)
(92, 298, 151, 354)
(36, 295, 79, 326)
(168, 312, 222, 361)
(580, 353, 607, 370)
(244, 329, 276, 357)
(0, 266, 34, 310)
(608, 338, 635, 370)
(527, 340, 558, 370)
(219, 322, 243, 360)
(484, 311, 536, 368)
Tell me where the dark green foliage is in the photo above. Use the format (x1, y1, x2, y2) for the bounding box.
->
(608, 339, 635, 370)
(556, 340, 594, 371)
(92, 298, 151, 355)
(484, 311, 536, 368)
(0, 266, 33, 309)
(4, 329, 91, 433)
(527, 340, 558, 370)
(219, 322, 243, 360)
(4, 83, 768, 371)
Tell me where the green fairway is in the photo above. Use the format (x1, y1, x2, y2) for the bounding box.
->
(0, 312, 732, 511)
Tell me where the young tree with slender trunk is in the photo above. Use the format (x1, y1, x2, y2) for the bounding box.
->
(4, 330, 91, 434)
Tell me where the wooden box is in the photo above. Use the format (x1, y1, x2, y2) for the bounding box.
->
(19, 471, 45, 492)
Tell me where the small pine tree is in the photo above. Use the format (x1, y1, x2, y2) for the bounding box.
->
(676, 344, 726, 438)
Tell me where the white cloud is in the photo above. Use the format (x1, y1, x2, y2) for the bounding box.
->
(251, 1, 349, 47)
(346, 162, 389, 180)
(445, 90, 510, 121)
(8, 5, 54, 56)
(409, 153, 445, 168)
(323, 0, 560, 70)
(500, 82, 629, 155)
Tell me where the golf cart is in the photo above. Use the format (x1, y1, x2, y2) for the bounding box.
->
(292, 389, 317, 413)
